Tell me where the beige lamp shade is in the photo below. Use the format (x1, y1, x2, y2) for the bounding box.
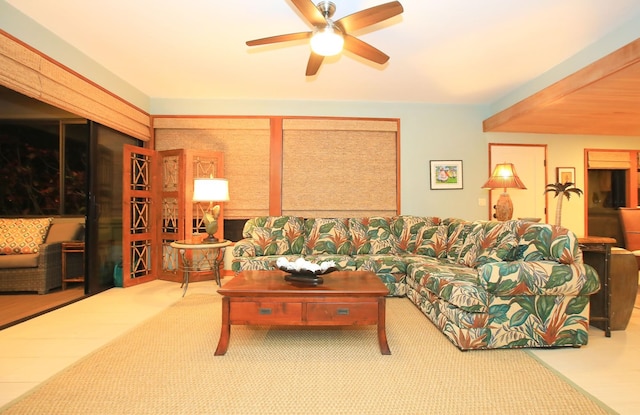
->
(482, 163, 526, 221)
(482, 163, 527, 192)
(193, 178, 229, 202)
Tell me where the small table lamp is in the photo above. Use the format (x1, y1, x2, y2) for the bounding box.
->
(482, 163, 526, 221)
(193, 178, 230, 243)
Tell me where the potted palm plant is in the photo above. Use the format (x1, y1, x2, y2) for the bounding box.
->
(544, 182, 583, 226)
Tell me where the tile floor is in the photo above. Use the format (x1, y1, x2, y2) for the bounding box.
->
(0, 278, 638, 414)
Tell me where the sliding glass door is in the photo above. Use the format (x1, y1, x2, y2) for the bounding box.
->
(85, 122, 140, 295)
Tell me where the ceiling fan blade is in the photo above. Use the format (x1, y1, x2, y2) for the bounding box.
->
(306, 52, 324, 76)
(291, 0, 327, 26)
(343, 35, 389, 64)
(335, 1, 404, 33)
(246, 31, 312, 46)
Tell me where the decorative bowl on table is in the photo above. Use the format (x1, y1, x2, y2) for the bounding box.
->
(276, 257, 337, 285)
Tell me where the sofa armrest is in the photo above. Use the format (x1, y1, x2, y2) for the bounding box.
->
(477, 260, 600, 296)
(232, 238, 257, 257)
(37, 242, 63, 266)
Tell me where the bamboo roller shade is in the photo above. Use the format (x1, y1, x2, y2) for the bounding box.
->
(282, 129, 397, 217)
(587, 151, 631, 169)
(154, 128, 271, 219)
(0, 31, 151, 141)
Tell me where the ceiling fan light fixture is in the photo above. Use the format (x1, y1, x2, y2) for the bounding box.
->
(310, 25, 344, 56)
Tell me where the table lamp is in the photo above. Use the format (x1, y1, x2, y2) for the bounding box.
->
(482, 163, 526, 221)
(193, 177, 229, 243)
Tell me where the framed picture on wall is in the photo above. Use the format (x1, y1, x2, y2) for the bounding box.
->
(556, 167, 575, 184)
(430, 160, 463, 190)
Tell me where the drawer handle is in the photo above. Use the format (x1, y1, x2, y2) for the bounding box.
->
(337, 308, 350, 315)
(259, 308, 272, 315)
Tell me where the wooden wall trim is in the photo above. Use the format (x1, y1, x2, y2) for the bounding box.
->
(0, 30, 151, 141)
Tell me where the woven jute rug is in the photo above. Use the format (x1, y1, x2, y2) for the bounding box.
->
(0, 294, 612, 415)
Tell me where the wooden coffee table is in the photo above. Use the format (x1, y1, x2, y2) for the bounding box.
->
(214, 270, 390, 355)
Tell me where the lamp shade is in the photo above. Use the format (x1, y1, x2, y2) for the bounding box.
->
(193, 178, 229, 202)
(310, 25, 344, 56)
(482, 163, 527, 191)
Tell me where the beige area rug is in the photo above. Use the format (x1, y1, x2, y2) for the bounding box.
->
(1, 295, 612, 415)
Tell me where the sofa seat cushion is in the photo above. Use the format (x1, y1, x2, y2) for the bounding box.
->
(0, 218, 53, 255)
(304, 218, 353, 255)
(0, 253, 39, 268)
(407, 262, 487, 313)
(349, 217, 398, 254)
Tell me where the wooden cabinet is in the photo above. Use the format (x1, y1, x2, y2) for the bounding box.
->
(229, 300, 380, 325)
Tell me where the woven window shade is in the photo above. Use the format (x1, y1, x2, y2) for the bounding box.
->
(0, 32, 150, 140)
(587, 151, 631, 169)
(154, 118, 271, 218)
(282, 129, 398, 217)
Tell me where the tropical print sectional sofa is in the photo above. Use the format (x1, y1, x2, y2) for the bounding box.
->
(231, 215, 600, 350)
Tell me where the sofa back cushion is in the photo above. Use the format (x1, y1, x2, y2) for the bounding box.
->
(304, 218, 353, 255)
(414, 225, 448, 258)
(349, 217, 397, 254)
(515, 221, 581, 264)
(241, 216, 305, 255)
(392, 215, 441, 253)
(456, 221, 519, 267)
(0, 217, 53, 255)
(46, 222, 84, 243)
(444, 219, 473, 261)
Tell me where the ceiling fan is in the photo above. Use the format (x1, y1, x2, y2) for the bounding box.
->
(246, 0, 404, 76)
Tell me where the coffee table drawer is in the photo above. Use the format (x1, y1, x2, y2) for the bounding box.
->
(306, 302, 378, 324)
(230, 301, 302, 324)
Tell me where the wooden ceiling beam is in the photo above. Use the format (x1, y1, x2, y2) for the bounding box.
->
(483, 37, 640, 136)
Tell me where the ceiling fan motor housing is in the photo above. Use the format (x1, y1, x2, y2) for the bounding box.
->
(316, 1, 336, 18)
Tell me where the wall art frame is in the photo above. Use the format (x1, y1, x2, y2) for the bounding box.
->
(556, 167, 575, 184)
(430, 160, 463, 190)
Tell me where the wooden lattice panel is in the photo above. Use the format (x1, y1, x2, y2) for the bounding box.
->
(130, 153, 150, 191)
(162, 155, 179, 192)
(162, 197, 178, 234)
(131, 239, 151, 278)
(162, 240, 178, 274)
(130, 197, 150, 234)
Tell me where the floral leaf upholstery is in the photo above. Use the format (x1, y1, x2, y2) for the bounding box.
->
(456, 221, 519, 267)
(477, 260, 600, 296)
(231, 255, 299, 273)
(248, 227, 290, 256)
(236, 216, 305, 257)
(349, 217, 397, 254)
(0, 218, 53, 255)
(391, 215, 441, 253)
(515, 222, 580, 264)
(304, 218, 353, 255)
(407, 262, 486, 312)
(407, 283, 592, 350)
(444, 219, 473, 261)
(414, 225, 448, 258)
(303, 255, 356, 271)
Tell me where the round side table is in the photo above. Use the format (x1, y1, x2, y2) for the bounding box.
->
(170, 239, 231, 296)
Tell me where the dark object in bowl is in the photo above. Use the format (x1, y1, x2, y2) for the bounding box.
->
(284, 274, 324, 285)
(277, 266, 338, 276)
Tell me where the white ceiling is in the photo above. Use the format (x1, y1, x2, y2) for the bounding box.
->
(7, 0, 640, 104)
